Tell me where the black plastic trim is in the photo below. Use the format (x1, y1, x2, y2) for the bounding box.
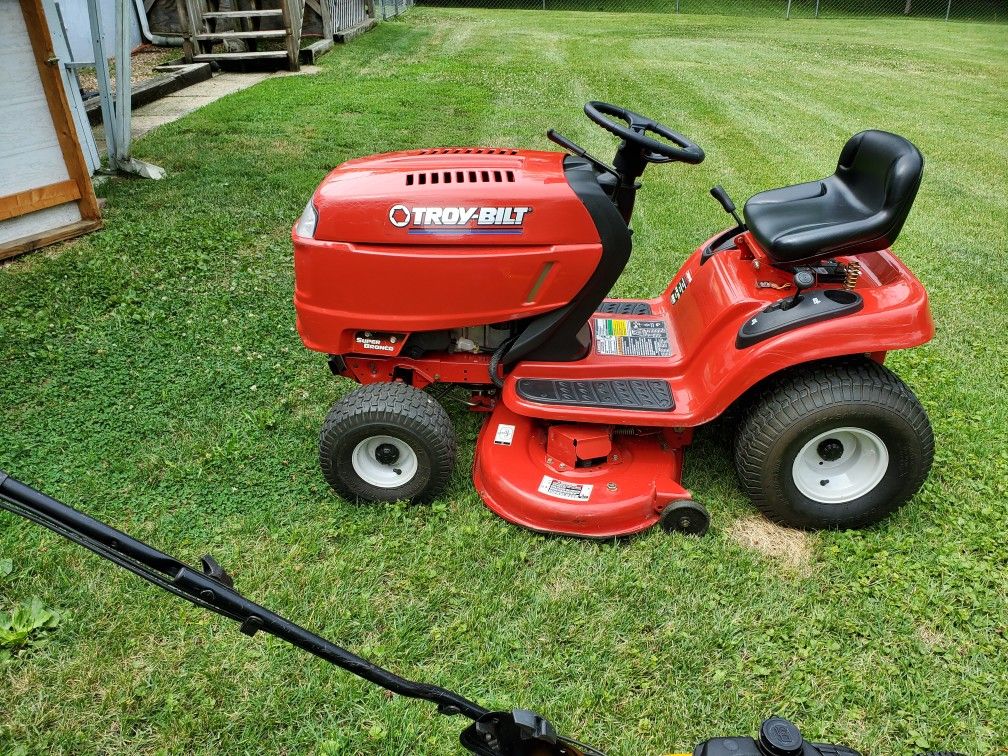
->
(736, 289, 863, 348)
(700, 225, 745, 264)
(516, 378, 674, 411)
(327, 354, 348, 376)
(502, 156, 632, 365)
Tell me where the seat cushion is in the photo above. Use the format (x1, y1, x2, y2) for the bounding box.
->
(743, 131, 924, 265)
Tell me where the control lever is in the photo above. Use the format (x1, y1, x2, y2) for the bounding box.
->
(547, 129, 620, 178)
(710, 185, 746, 228)
(786, 268, 816, 309)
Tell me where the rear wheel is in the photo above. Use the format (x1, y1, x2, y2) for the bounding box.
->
(734, 359, 933, 529)
(320, 382, 456, 504)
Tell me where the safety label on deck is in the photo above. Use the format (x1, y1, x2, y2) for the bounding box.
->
(538, 475, 593, 502)
(594, 318, 671, 357)
(494, 424, 515, 446)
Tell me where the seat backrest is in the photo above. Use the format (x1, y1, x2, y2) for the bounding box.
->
(835, 130, 924, 246)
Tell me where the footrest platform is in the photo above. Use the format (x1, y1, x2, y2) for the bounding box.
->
(515, 378, 674, 411)
(597, 300, 653, 315)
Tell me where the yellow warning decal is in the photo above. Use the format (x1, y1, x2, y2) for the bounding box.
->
(594, 318, 671, 358)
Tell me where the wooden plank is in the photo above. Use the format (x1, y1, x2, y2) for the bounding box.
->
(299, 37, 332, 64)
(201, 8, 282, 16)
(0, 180, 80, 222)
(279, 0, 300, 72)
(1, 200, 80, 247)
(18, 0, 100, 223)
(175, 0, 201, 60)
(174, 0, 192, 60)
(0, 218, 102, 262)
(293, 0, 305, 43)
(334, 16, 375, 41)
(192, 50, 288, 60)
(194, 29, 287, 39)
(319, 0, 334, 38)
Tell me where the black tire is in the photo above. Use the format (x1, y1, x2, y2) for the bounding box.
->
(734, 358, 933, 529)
(319, 382, 456, 504)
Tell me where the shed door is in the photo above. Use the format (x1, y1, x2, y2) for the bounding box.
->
(0, 0, 101, 260)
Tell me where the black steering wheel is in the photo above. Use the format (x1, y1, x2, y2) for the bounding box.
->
(584, 101, 705, 165)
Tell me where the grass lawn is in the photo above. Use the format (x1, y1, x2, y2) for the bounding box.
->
(2, 8, 1007, 755)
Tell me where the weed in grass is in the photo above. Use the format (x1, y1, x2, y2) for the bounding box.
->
(0, 596, 61, 662)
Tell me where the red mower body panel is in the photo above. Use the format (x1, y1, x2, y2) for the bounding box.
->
(293, 149, 603, 355)
(473, 406, 690, 538)
(502, 232, 935, 427)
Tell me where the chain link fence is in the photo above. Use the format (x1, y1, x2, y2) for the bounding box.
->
(418, 0, 1005, 21)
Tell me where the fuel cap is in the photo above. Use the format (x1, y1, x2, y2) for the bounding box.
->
(759, 716, 804, 756)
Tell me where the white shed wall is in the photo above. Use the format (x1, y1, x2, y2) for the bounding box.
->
(0, 1, 83, 248)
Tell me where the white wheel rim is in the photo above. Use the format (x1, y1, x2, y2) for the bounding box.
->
(791, 427, 889, 504)
(351, 435, 419, 489)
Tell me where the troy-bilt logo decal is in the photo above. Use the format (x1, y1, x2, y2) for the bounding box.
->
(669, 271, 692, 304)
(388, 204, 531, 235)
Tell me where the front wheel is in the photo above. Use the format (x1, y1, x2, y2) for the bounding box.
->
(734, 359, 933, 529)
(320, 382, 456, 504)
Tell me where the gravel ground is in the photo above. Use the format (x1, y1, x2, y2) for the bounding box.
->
(76, 44, 180, 98)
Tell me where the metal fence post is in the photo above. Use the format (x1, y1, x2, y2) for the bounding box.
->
(814, 0, 820, 17)
(114, 0, 131, 166)
(945, 0, 952, 20)
(785, 0, 792, 19)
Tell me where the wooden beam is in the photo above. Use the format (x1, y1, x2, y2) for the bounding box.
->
(0, 219, 103, 262)
(317, 0, 334, 37)
(0, 180, 81, 223)
(19, 0, 102, 223)
(279, 0, 301, 71)
(174, 0, 199, 60)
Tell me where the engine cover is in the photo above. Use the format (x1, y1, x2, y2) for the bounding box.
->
(293, 149, 603, 356)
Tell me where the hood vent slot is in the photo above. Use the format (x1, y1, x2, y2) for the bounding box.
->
(417, 148, 519, 155)
(406, 169, 516, 186)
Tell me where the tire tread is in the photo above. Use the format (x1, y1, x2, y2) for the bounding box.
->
(319, 382, 456, 503)
(734, 358, 933, 529)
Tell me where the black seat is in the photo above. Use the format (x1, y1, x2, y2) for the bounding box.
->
(743, 130, 924, 265)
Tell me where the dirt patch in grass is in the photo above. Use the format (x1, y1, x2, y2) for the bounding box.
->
(728, 516, 815, 576)
(917, 625, 946, 649)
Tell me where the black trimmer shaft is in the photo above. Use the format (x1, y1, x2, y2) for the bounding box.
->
(0, 470, 598, 756)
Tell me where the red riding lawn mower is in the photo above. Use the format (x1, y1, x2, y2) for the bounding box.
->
(292, 102, 934, 537)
